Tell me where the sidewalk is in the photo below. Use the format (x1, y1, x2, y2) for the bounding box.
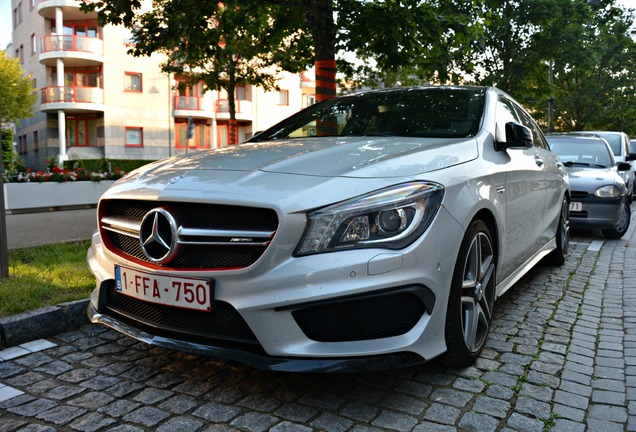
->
(4, 207, 97, 249)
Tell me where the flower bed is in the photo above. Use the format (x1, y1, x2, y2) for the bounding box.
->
(3, 180, 116, 213)
(2, 158, 126, 212)
(8, 166, 124, 183)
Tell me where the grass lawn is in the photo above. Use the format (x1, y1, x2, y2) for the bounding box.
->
(0, 241, 94, 317)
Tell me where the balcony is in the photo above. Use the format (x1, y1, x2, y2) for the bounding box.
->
(39, 35, 104, 67)
(173, 96, 215, 119)
(38, 0, 98, 20)
(40, 86, 105, 113)
(215, 99, 253, 122)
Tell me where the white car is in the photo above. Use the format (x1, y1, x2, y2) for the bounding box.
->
(87, 86, 570, 372)
(572, 131, 636, 200)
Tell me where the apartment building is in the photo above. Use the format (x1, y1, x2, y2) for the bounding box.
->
(10, 0, 316, 169)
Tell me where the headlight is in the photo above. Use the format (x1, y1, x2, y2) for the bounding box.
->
(295, 182, 444, 255)
(594, 185, 621, 198)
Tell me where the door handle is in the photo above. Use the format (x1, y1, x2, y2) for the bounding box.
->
(535, 156, 544, 166)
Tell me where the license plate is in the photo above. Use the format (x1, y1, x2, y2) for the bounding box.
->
(569, 202, 583, 212)
(115, 265, 212, 312)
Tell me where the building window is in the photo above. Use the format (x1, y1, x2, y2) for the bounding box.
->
(63, 67, 102, 87)
(176, 119, 210, 149)
(124, 72, 142, 92)
(67, 116, 98, 147)
(14, 3, 22, 26)
(236, 86, 252, 101)
(63, 21, 100, 38)
(19, 45, 24, 64)
(277, 89, 289, 106)
(31, 34, 37, 55)
(175, 79, 203, 97)
(33, 131, 38, 151)
(125, 127, 143, 147)
(303, 93, 316, 108)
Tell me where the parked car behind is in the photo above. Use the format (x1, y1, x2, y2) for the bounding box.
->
(87, 86, 570, 372)
(547, 134, 631, 239)
(571, 131, 636, 200)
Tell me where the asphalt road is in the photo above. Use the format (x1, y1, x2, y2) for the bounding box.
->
(4, 208, 97, 249)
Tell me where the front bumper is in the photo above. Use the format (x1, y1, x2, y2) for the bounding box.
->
(88, 304, 425, 372)
(87, 206, 463, 372)
(569, 197, 625, 230)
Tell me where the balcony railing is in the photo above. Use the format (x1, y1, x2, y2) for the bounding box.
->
(41, 86, 104, 104)
(174, 96, 203, 110)
(216, 99, 252, 114)
(41, 35, 103, 56)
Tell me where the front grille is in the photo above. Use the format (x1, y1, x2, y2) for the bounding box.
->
(571, 191, 589, 200)
(291, 289, 429, 342)
(99, 200, 279, 269)
(105, 284, 263, 352)
(570, 211, 588, 218)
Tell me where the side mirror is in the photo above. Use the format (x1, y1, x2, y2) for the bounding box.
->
(617, 162, 632, 172)
(626, 152, 636, 161)
(496, 122, 533, 150)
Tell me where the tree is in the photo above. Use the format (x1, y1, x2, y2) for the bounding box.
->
(466, 0, 636, 134)
(336, 0, 482, 89)
(83, 0, 483, 114)
(0, 51, 37, 128)
(0, 50, 34, 279)
(83, 0, 313, 144)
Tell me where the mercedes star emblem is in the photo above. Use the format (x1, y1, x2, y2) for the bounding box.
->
(139, 208, 179, 263)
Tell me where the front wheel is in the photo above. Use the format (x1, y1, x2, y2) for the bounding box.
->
(602, 200, 631, 239)
(442, 219, 496, 368)
(546, 196, 570, 266)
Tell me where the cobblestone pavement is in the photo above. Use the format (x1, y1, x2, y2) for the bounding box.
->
(0, 220, 635, 431)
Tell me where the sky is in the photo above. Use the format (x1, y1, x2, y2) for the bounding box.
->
(0, 0, 634, 52)
(1, 0, 11, 50)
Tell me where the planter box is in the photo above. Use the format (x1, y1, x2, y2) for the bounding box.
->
(3, 181, 115, 213)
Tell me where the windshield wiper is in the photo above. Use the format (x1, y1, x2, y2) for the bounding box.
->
(562, 161, 608, 168)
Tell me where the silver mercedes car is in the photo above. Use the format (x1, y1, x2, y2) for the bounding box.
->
(87, 86, 570, 372)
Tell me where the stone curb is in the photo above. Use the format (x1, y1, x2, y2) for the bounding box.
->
(0, 299, 90, 348)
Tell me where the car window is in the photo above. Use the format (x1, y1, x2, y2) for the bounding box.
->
(596, 133, 621, 156)
(512, 103, 549, 150)
(251, 88, 486, 141)
(548, 139, 613, 167)
(496, 97, 519, 124)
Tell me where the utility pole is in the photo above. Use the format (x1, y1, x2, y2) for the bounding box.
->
(548, 60, 554, 133)
(0, 142, 9, 279)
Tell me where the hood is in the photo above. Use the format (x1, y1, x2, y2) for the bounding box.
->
(102, 136, 477, 211)
(137, 136, 477, 179)
(566, 166, 623, 188)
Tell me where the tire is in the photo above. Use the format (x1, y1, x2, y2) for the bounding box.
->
(602, 200, 631, 239)
(546, 196, 570, 266)
(442, 219, 496, 368)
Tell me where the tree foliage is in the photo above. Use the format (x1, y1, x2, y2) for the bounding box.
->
(336, 0, 482, 89)
(82, 0, 483, 98)
(467, 0, 636, 134)
(81, 0, 636, 135)
(0, 51, 37, 127)
(83, 0, 313, 143)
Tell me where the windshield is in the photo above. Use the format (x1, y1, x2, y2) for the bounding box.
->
(549, 139, 614, 167)
(251, 87, 486, 141)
